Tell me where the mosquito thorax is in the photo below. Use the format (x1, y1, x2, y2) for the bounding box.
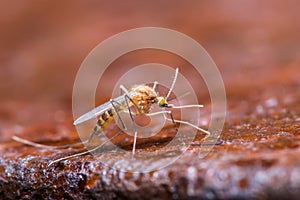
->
(130, 85, 159, 114)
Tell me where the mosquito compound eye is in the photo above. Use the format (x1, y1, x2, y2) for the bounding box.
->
(158, 97, 166, 107)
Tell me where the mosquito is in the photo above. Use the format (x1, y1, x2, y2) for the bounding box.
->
(13, 68, 210, 166)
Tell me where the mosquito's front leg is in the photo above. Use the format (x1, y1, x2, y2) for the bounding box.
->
(167, 104, 204, 109)
(165, 118, 210, 136)
(48, 130, 122, 166)
(146, 109, 211, 140)
(146, 110, 184, 142)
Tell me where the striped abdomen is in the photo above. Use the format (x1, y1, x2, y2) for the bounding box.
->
(93, 109, 114, 134)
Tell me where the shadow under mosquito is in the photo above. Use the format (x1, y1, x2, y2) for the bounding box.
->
(73, 124, 221, 161)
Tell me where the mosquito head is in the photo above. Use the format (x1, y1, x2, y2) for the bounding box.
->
(157, 96, 169, 107)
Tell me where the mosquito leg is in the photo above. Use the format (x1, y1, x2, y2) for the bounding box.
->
(86, 120, 103, 143)
(48, 130, 122, 166)
(12, 132, 93, 150)
(147, 109, 211, 141)
(110, 99, 126, 129)
(165, 118, 210, 137)
(168, 104, 204, 109)
(110, 86, 129, 128)
(146, 110, 178, 133)
(164, 118, 212, 148)
(165, 103, 210, 140)
(167, 110, 184, 141)
(146, 110, 185, 144)
(12, 136, 66, 149)
(12, 135, 87, 149)
(120, 84, 141, 114)
(124, 93, 138, 158)
(70, 122, 118, 146)
(169, 104, 204, 109)
(145, 110, 170, 116)
(90, 122, 120, 142)
(114, 87, 126, 126)
(119, 84, 140, 111)
(12, 122, 119, 150)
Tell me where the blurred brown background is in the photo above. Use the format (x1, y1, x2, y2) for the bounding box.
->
(0, 1, 299, 138)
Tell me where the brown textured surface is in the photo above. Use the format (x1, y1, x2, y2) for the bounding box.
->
(1, 1, 300, 199)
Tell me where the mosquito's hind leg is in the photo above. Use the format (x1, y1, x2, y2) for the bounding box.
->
(12, 119, 103, 150)
(87, 119, 105, 143)
(12, 135, 86, 150)
(12, 130, 97, 150)
(48, 130, 123, 166)
(12, 121, 116, 150)
(167, 104, 204, 109)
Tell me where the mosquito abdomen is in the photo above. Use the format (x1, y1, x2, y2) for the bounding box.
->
(93, 109, 114, 134)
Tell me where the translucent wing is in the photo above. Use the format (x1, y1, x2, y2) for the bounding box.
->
(73, 91, 136, 125)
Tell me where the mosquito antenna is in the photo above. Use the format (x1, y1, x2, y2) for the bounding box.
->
(166, 68, 179, 100)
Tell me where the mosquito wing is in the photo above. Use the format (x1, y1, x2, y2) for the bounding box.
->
(73, 91, 136, 125)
